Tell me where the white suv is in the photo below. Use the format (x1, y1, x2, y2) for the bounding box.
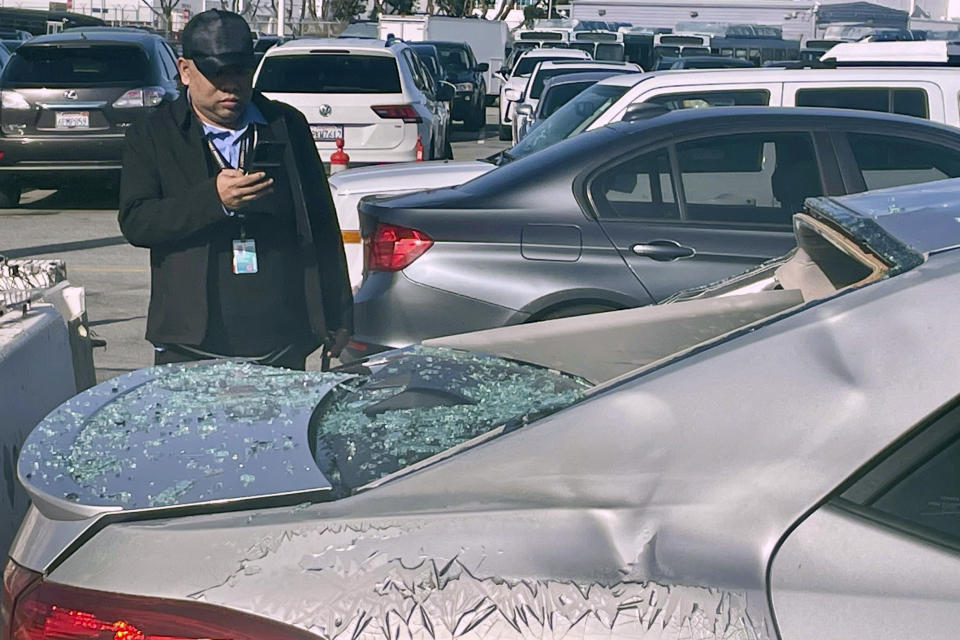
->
(254, 38, 452, 165)
(497, 47, 591, 140)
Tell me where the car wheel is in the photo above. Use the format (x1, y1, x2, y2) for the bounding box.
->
(443, 138, 454, 160)
(465, 103, 484, 131)
(535, 303, 619, 321)
(499, 124, 511, 141)
(0, 181, 22, 208)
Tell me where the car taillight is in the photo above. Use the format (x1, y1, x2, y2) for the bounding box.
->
(2, 561, 41, 640)
(112, 87, 165, 109)
(370, 105, 421, 123)
(363, 222, 433, 272)
(3, 563, 312, 640)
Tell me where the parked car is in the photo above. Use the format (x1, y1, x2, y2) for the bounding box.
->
(0, 28, 181, 207)
(252, 35, 285, 66)
(254, 38, 453, 166)
(423, 40, 487, 131)
(7, 178, 960, 640)
(515, 71, 620, 141)
(407, 43, 453, 153)
(510, 59, 641, 141)
(378, 16, 508, 101)
(347, 107, 960, 358)
(408, 42, 444, 88)
(498, 47, 591, 140)
(330, 64, 960, 287)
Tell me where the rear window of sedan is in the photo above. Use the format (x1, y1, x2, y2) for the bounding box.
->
(2, 44, 150, 85)
(256, 53, 402, 93)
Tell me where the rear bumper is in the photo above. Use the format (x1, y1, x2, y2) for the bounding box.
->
(451, 93, 479, 120)
(0, 134, 124, 184)
(345, 270, 527, 361)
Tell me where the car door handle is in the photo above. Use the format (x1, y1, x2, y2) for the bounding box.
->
(630, 240, 696, 261)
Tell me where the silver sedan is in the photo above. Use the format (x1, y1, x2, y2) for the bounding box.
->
(6, 178, 960, 640)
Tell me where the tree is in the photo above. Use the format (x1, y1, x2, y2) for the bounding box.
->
(436, 0, 473, 17)
(381, 0, 415, 13)
(493, 0, 515, 21)
(141, 0, 180, 34)
(328, 0, 365, 22)
(522, 3, 544, 26)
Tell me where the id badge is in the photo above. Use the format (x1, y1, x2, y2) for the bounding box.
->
(232, 239, 258, 275)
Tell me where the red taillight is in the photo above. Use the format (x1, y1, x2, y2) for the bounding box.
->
(370, 105, 421, 123)
(3, 561, 42, 640)
(3, 569, 313, 640)
(363, 222, 433, 272)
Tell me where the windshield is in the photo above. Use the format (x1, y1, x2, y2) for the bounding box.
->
(514, 55, 578, 76)
(2, 44, 149, 85)
(531, 66, 593, 98)
(540, 81, 593, 117)
(510, 83, 628, 159)
(434, 44, 471, 70)
(256, 54, 401, 93)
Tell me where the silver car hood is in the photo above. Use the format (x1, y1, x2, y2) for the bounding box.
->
(328, 160, 494, 195)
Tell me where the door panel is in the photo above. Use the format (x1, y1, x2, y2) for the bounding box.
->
(589, 133, 812, 302)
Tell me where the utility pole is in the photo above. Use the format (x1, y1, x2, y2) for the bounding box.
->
(277, 0, 284, 36)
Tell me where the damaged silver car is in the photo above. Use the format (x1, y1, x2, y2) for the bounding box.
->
(5, 179, 960, 640)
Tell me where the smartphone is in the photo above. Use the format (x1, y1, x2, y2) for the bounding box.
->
(248, 141, 285, 177)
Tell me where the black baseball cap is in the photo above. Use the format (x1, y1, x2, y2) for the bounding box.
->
(181, 10, 255, 78)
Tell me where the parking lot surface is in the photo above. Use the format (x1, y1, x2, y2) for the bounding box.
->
(0, 108, 508, 381)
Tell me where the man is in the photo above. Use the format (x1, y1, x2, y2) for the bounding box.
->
(119, 10, 351, 370)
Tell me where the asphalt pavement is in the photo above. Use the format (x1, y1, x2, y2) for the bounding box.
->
(0, 107, 509, 382)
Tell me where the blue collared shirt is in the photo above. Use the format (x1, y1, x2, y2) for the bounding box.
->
(199, 100, 268, 169)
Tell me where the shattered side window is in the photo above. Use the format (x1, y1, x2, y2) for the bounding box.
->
(314, 346, 590, 496)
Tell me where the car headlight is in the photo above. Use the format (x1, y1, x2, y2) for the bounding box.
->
(455, 82, 474, 92)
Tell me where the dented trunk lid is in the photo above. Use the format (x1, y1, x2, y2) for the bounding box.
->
(18, 346, 588, 522)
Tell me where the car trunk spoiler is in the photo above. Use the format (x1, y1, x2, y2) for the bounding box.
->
(18, 363, 354, 523)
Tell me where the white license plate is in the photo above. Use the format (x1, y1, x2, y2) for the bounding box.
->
(310, 124, 343, 142)
(55, 111, 89, 129)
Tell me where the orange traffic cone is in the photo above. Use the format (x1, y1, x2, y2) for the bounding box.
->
(330, 137, 349, 174)
(415, 134, 424, 162)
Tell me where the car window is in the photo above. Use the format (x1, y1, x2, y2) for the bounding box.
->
(402, 49, 428, 94)
(530, 67, 609, 99)
(795, 88, 929, 119)
(590, 148, 677, 219)
(837, 402, 960, 547)
(647, 89, 770, 110)
(677, 132, 822, 226)
(160, 43, 178, 81)
(2, 44, 150, 85)
(848, 133, 960, 191)
(539, 81, 593, 117)
(255, 54, 402, 93)
(511, 83, 628, 159)
(514, 55, 579, 76)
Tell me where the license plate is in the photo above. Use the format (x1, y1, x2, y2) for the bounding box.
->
(55, 111, 89, 129)
(310, 124, 343, 142)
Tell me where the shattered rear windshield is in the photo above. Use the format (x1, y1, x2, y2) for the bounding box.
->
(315, 346, 589, 496)
(20, 346, 588, 512)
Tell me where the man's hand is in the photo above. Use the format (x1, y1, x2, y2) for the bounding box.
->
(216, 169, 273, 210)
(325, 328, 351, 359)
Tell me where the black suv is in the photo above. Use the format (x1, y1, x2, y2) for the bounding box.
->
(423, 40, 487, 131)
(0, 28, 180, 206)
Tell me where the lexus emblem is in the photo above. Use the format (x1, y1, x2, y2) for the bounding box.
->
(64, 90, 78, 100)
(318, 104, 332, 117)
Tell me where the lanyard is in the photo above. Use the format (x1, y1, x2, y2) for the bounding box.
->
(206, 125, 258, 239)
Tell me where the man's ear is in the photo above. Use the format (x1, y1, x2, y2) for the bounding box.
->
(176, 57, 192, 86)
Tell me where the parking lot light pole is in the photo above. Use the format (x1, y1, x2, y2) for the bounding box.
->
(278, 0, 284, 36)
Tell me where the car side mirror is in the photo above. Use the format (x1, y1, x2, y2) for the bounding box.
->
(504, 87, 522, 102)
(498, 66, 510, 76)
(515, 103, 533, 116)
(438, 82, 455, 101)
(476, 62, 489, 72)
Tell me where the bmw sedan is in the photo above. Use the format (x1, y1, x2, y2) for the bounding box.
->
(6, 178, 960, 640)
(347, 106, 960, 358)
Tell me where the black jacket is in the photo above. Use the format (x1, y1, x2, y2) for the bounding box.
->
(119, 92, 353, 350)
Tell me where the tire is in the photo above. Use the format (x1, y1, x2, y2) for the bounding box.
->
(443, 138, 454, 160)
(499, 124, 511, 141)
(536, 303, 619, 321)
(0, 182, 22, 208)
(464, 102, 484, 131)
